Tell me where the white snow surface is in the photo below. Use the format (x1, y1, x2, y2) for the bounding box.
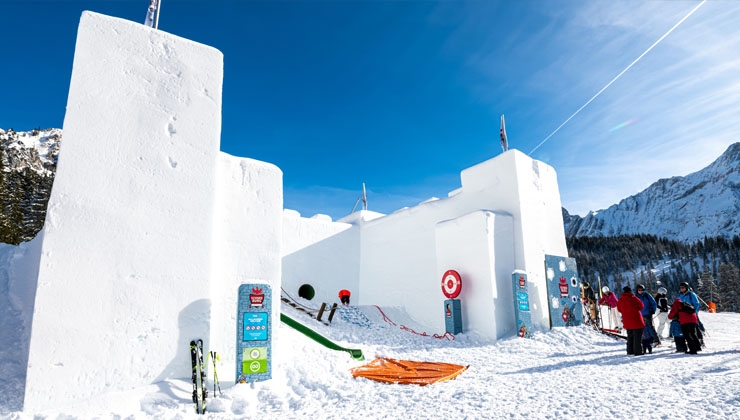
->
(2, 259, 740, 419)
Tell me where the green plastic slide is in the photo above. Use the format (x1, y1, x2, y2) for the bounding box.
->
(280, 313, 365, 360)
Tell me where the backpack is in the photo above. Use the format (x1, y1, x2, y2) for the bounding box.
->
(681, 302, 696, 313)
(657, 297, 668, 312)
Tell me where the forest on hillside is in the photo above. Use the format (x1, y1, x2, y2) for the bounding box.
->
(567, 234, 740, 312)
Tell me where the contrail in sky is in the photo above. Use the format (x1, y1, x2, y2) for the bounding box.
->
(529, 0, 707, 155)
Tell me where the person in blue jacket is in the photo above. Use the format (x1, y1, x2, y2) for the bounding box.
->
(678, 282, 704, 345)
(636, 284, 660, 346)
(678, 282, 700, 313)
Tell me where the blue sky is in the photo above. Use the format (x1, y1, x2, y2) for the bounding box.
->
(2, 0, 740, 220)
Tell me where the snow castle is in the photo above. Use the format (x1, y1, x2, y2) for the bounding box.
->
(20, 12, 567, 412)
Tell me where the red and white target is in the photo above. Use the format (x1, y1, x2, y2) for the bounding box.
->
(441, 270, 462, 299)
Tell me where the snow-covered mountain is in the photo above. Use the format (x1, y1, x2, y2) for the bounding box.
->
(564, 142, 740, 243)
(0, 128, 61, 176)
(0, 128, 60, 244)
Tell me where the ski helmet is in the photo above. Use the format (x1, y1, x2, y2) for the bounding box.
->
(679, 282, 690, 289)
(658, 287, 667, 295)
(601, 286, 610, 294)
(636, 284, 645, 291)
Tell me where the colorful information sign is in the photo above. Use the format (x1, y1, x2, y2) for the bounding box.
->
(236, 283, 272, 383)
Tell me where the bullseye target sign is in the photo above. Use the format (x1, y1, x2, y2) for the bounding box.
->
(441, 270, 462, 299)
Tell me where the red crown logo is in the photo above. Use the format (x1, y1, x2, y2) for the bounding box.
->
(252, 287, 263, 295)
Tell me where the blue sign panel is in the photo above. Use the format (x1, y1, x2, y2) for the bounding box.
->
(243, 312, 268, 341)
(512, 272, 532, 338)
(444, 299, 463, 335)
(544, 255, 583, 328)
(517, 292, 530, 312)
(236, 284, 272, 383)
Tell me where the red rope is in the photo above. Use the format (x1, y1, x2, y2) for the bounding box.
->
(373, 305, 455, 341)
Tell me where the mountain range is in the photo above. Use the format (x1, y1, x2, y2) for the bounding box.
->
(563, 142, 740, 243)
(1, 127, 739, 244)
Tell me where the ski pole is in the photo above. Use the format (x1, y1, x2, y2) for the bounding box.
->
(210, 351, 222, 397)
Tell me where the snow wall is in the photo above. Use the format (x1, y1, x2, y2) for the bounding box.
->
(23, 12, 282, 412)
(282, 150, 567, 339)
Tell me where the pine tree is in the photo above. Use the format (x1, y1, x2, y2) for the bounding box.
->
(698, 268, 719, 307)
(718, 263, 740, 312)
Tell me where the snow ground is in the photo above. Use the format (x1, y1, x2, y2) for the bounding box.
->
(2, 290, 739, 419)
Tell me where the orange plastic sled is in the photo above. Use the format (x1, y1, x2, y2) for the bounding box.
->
(350, 357, 468, 386)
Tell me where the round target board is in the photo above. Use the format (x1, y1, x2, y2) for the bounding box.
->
(441, 270, 462, 299)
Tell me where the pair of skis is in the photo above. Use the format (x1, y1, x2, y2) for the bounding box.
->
(190, 340, 223, 414)
(190, 340, 207, 414)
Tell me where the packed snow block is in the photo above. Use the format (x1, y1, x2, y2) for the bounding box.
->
(281, 211, 359, 304)
(209, 153, 283, 383)
(459, 150, 567, 331)
(354, 150, 564, 337)
(359, 201, 452, 328)
(25, 12, 223, 411)
(435, 211, 515, 339)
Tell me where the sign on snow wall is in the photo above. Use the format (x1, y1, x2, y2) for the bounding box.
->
(544, 255, 583, 328)
(512, 271, 532, 338)
(236, 284, 273, 383)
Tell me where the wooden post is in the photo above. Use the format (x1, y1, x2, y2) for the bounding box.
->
(316, 302, 327, 321)
(327, 303, 339, 323)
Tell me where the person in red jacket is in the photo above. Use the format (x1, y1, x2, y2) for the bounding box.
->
(617, 286, 645, 356)
(667, 298, 702, 354)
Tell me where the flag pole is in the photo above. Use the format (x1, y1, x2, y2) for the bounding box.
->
(362, 183, 367, 211)
(154, 0, 162, 29)
(500, 114, 509, 152)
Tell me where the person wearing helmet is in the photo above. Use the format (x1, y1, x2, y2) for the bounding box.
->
(654, 287, 669, 338)
(678, 282, 705, 346)
(678, 282, 700, 314)
(598, 286, 620, 331)
(668, 296, 702, 354)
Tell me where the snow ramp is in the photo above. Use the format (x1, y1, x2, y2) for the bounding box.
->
(280, 313, 364, 360)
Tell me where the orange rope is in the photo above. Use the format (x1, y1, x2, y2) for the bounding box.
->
(373, 305, 455, 341)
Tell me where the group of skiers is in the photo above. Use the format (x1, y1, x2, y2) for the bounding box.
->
(582, 282, 704, 355)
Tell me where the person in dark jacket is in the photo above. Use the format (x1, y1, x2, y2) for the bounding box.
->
(667, 297, 702, 354)
(636, 284, 660, 346)
(641, 325, 654, 354)
(617, 286, 645, 356)
(654, 287, 669, 338)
